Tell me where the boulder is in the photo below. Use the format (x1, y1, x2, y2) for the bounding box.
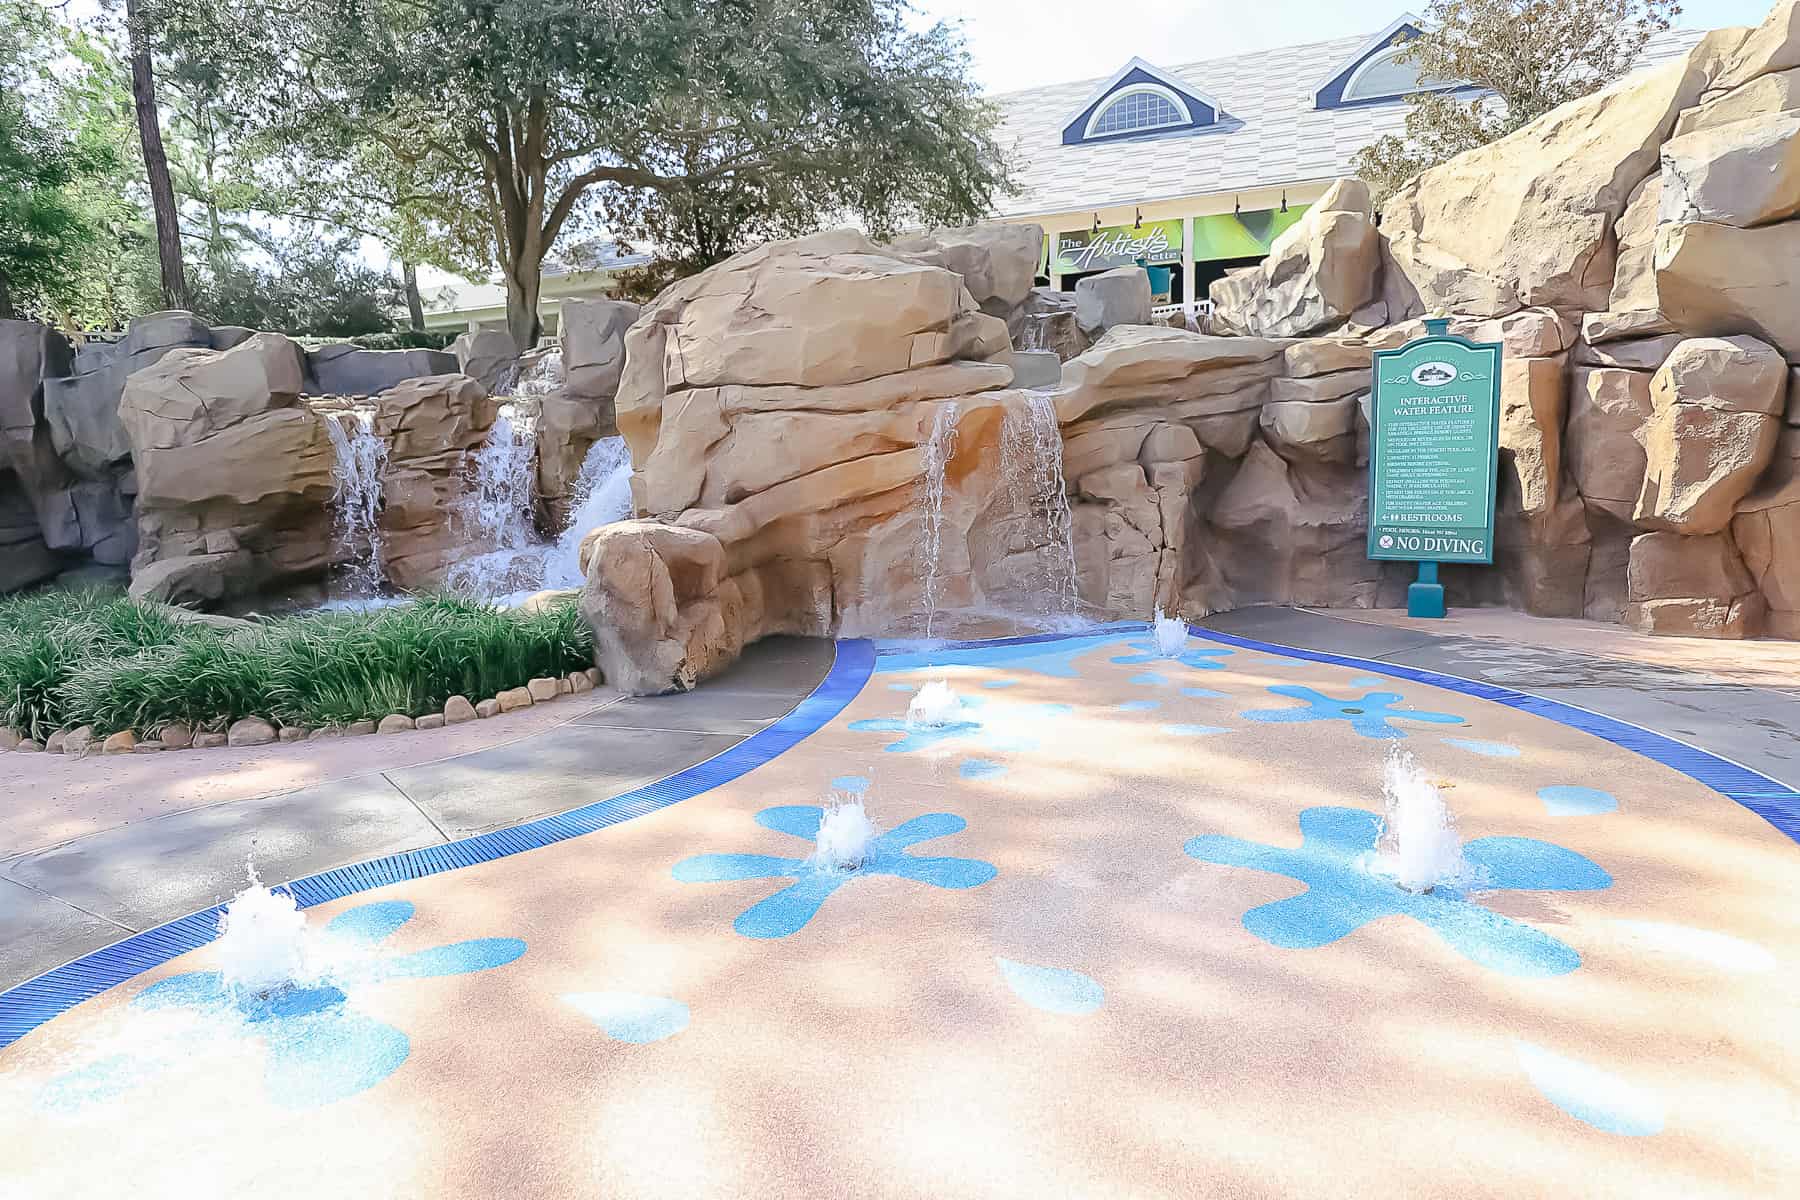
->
(1497, 356, 1567, 517)
(1207, 440, 1376, 609)
(1676, 65, 1800, 138)
(377, 714, 415, 734)
(451, 328, 518, 392)
(226, 717, 277, 747)
(1574, 333, 1683, 371)
(497, 687, 533, 712)
(304, 344, 457, 397)
(1608, 173, 1663, 313)
(537, 298, 638, 529)
(1208, 178, 1379, 338)
(1732, 427, 1800, 636)
(1654, 219, 1800, 357)
(1259, 397, 1358, 466)
(889, 223, 1044, 320)
(1380, 50, 1715, 317)
(526, 676, 559, 703)
(1634, 335, 1786, 534)
(1567, 367, 1655, 518)
(1625, 529, 1764, 637)
(122, 334, 340, 605)
(578, 520, 748, 695)
(443, 695, 478, 724)
(1660, 112, 1800, 228)
(1015, 288, 1090, 361)
(1074, 267, 1153, 338)
(1283, 338, 1373, 378)
(1582, 309, 1677, 345)
(1708, 0, 1800, 94)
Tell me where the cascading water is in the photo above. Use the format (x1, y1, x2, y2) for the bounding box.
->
(444, 406, 542, 597)
(919, 402, 960, 637)
(1365, 747, 1474, 893)
(998, 392, 1080, 618)
(324, 408, 388, 598)
(545, 435, 633, 588)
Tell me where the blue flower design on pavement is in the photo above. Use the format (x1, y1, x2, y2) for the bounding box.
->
(38, 900, 524, 1112)
(1240, 685, 1465, 739)
(1111, 639, 1234, 671)
(1184, 807, 1611, 977)
(848, 695, 1073, 753)
(672, 805, 997, 939)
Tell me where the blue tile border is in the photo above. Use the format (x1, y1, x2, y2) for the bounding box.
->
(0, 640, 877, 1050)
(1188, 624, 1800, 847)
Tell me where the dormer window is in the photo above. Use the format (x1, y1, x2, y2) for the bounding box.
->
(1312, 14, 1469, 110)
(1087, 86, 1189, 137)
(1061, 57, 1221, 146)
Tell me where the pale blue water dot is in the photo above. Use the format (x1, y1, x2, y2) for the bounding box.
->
(831, 775, 871, 794)
(1129, 673, 1171, 686)
(1350, 675, 1388, 687)
(1118, 699, 1161, 712)
(1538, 785, 1617, 816)
(1163, 724, 1229, 736)
(959, 759, 1007, 780)
(886, 683, 917, 692)
(995, 957, 1104, 1015)
(564, 992, 691, 1044)
(1180, 687, 1227, 699)
(981, 679, 1017, 689)
(1515, 1040, 1663, 1136)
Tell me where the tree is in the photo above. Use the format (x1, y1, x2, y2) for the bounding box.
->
(144, 0, 1012, 352)
(1352, 0, 1680, 204)
(123, 0, 190, 309)
(0, 2, 128, 322)
(190, 231, 402, 337)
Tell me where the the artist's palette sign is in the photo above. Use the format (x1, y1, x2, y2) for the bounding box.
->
(1052, 220, 1182, 273)
(1367, 334, 1501, 564)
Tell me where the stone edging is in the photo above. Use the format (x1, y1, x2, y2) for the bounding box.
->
(0, 640, 873, 1050)
(0, 668, 603, 759)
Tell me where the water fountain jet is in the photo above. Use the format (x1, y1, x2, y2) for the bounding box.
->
(215, 862, 310, 998)
(908, 679, 966, 729)
(1366, 747, 1472, 894)
(1152, 608, 1187, 657)
(812, 793, 878, 871)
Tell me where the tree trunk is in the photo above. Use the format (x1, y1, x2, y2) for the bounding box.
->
(0, 270, 13, 321)
(125, 0, 188, 311)
(402, 260, 426, 332)
(502, 260, 543, 354)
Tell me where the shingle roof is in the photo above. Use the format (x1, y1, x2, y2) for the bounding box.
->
(988, 25, 1709, 220)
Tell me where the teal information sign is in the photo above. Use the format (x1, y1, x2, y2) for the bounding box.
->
(1367, 333, 1502, 565)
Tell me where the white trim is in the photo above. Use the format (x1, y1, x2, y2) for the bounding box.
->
(1307, 12, 1425, 107)
(1082, 84, 1192, 139)
(1061, 55, 1224, 136)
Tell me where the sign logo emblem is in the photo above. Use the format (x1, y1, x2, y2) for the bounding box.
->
(1411, 361, 1457, 387)
(1378, 535, 1395, 549)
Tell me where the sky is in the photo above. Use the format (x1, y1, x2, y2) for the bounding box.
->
(916, 0, 1781, 95)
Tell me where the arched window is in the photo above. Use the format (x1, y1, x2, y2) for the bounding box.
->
(1086, 85, 1189, 138)
(1341, 43, 1453, 103)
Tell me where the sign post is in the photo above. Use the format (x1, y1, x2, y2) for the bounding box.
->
(1366, 317, 1502, 619)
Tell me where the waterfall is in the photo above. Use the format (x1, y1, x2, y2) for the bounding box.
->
(998, 393, 1079, 617)
(446, 407, 540, 596)
(919, 402, 960, 637)
(546, 435, 634, 588)
(324, 408, 388, 597)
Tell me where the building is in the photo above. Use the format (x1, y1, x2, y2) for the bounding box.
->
(988, 14, 1706, 316)
(420, 240, 651, 335)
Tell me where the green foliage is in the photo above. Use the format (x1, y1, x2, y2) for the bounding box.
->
(190, 231, 402, 336)
(1352, 0, 1681, 204)
(348, 330, 455, 352)
(143, 0, 1012, 347)
(0, 589, 593, 740)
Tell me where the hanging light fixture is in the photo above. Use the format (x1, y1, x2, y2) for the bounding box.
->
(1134, 206, 1143, 229)
(1281, 190, 1288, 213)
(1092, 212, 1102, 233)
(1234, 196, 1241, 216)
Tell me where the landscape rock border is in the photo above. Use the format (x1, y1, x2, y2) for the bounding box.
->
(0, 668, 601, 761)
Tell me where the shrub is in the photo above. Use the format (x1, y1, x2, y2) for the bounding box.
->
(349, 330, 456, 352)
(0, 587, 594, 739)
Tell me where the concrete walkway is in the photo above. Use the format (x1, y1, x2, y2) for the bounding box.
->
(1201, 606, 1800, 791)
(0, 637, 835, 991)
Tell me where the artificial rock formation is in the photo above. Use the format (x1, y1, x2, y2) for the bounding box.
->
(121, 333, 337, 605)
(573, 0, 1800, 679)
(1209, 179, 1380, 338)
(535, 297, 638, 529)
(373, 374, 500, 590)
